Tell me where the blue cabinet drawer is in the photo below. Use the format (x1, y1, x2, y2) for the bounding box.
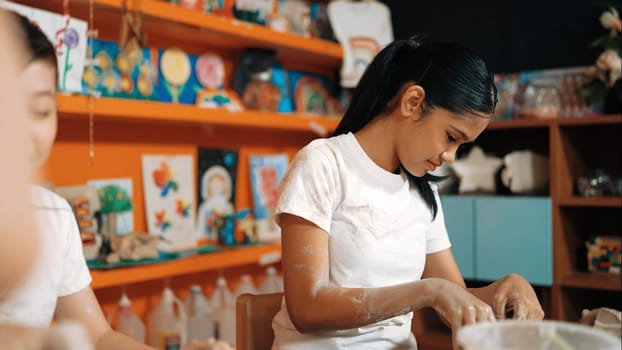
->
(441, 196, 475, 280)
(475, 197, 552, 286)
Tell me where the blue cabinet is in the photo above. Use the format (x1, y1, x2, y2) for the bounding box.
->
(441, 196, 552, 286)
(440, 196, 475, 280)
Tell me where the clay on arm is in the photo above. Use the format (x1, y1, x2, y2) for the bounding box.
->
(54, 287, 155, 350)
(281, 213, 437, 333)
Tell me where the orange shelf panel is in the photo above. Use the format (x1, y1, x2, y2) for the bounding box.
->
(139, 0, 342, 68)
(14, 0, 122, 8)
(90, 243, 281, 289)
(557, 196, 622, 208)
(57, 95, 340, 135)
(561, 271, 622, 291)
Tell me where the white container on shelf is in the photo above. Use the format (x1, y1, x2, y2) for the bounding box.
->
(258, 266, 284, 294)
(115, 293, 146, 343)
(184, 284, 215, 342)
(210, 277, 236, 347)
(233, 274, 258, 299)
(148, 286, 187, 349)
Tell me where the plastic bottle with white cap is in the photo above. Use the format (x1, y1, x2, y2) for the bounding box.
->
(148, 286, 187, 349)
(210, 276, 236, 347)
(233, 274, 258, 299)
(258, 266, 284, 294)
(115, 292, 146, 343)
(184, 284, 215, 342)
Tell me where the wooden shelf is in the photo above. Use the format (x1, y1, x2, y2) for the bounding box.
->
(57, 95, 340, 135)
(556, 114, 622, 126)
(139, 0, 342, 68)
(488, 114, 621, 130)
(12, 0, 342, 68)
(90, 243, 281, 289)
(560, 271, 622, 291)
(558, 196, 622, 208)
(488, 118, 552, 130)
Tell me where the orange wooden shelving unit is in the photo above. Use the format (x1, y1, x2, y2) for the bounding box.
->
(8, 0, 344, 310)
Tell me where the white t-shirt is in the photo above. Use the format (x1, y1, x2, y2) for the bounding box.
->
(0, 186, 92, 327)
(272, 132, 451, 349)
(327, 0, 393, 88)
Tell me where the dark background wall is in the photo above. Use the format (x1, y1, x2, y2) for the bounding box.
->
(378, 0, 617, 73)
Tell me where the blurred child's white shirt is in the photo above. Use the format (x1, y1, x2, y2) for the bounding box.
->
(0, 186, 92, 326)
(273, 132, 451, 349)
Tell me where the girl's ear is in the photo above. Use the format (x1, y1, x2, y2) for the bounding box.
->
(400, 84, 426, 120)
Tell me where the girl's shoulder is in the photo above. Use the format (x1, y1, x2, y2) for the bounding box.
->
(299, 133, 351, 157)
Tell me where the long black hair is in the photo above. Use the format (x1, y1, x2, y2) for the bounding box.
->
(10, 11, 58, 72)
(334, 36, 497, 219)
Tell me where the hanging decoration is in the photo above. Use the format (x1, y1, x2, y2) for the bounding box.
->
(88, 0, 98, 165)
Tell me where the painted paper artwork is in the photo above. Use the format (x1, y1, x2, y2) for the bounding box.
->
(197, 148, 239, 245)
(0, 0, 88, 94)
(86, 178, 134, 235)
(142, 154, 196, 251)
(249, 153, 288, 242)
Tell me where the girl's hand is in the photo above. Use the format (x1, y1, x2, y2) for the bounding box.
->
(427, 278, 495, 350)
(428, 278, 496, 331)
(491, 273, 545, 320)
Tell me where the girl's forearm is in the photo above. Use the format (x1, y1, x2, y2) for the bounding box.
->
(288, 278, 439, 333)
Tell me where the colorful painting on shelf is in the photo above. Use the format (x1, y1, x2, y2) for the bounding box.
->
(82, 39, 159, 100)
(158, 47, 202, 104)
(249, 153, 288, 242)
(142, 154, 196, 251)
(197, 148, 239, 245)
(87, 178, 134, 235)
(271, 62, 294, 113)
(0, 0, 88, 94)
(288, 69, 343, 117)
(194, 51, 244, 111)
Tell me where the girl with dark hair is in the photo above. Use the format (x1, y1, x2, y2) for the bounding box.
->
(0, 10, 212, 350)
(272, 37, 544, 349)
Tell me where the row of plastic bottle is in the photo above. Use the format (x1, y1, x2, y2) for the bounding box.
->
(112, 267, 284, 349)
